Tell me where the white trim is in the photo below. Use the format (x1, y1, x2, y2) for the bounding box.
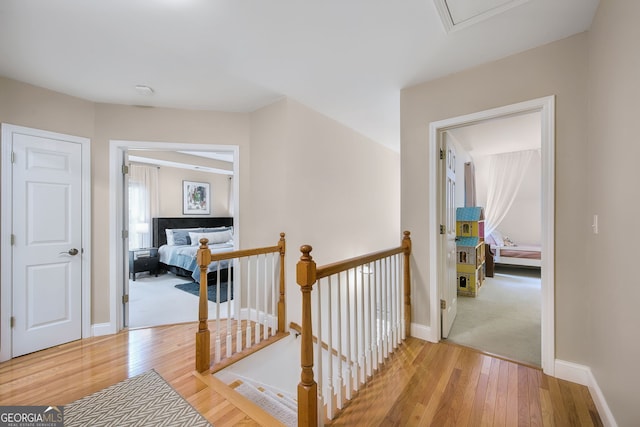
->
(108, 140, 240, 333)
(410, 323, 433, 342)
(555, 360, 618, 427)
(428, 96, 556, 375)
(1, 124, 92, 362)
(91, 323, 114, 337)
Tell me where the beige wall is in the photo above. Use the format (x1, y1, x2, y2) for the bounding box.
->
(587, 1, 640, 425)
(1, 76, 400, 338)
(152, 165, 231, 217)
(401, 34, 590, 361)
(250, 98, 401, 324)
(0, 77, 95, 137)
(92, 104, 250, 323)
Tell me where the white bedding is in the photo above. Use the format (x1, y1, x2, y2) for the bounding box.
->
(491, 244, 541, 267)
(158, 241, 235, 281)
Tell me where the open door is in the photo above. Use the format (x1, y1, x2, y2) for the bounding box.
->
(441, 135, 458, 338)
(122, 152, 130, 328)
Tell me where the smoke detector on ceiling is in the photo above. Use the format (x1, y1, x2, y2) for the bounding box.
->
(135, 85, 155, 96)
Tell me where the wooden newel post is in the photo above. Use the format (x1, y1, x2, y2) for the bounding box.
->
(402, 231, 412, 337)
(195, 238, 212, 372)
(297, 245, 318, 427)
(277, 233, 286, 333)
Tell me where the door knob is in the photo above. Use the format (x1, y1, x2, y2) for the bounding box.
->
(60, 248, 79, 256)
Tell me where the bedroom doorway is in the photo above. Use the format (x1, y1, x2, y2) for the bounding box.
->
(429, 96, 556, 375)
(109, 140, 240, 332)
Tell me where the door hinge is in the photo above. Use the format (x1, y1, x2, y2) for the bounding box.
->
(440, 299, 446, 310)
(122, 164, 129, 175)
(10, 316, 15, 328)
(11, 151, 15, 164)
(439, 225, 445, 234)
(122, 230, 128, 239)
(10, 234, 15, 245)
(439, 149, 445, 160)
(122, 294, 129, 304)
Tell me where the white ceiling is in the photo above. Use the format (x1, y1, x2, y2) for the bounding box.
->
(0, 0, 599, 150)
(447, 111, 541, 159)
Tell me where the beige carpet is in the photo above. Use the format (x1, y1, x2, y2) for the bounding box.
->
(446, 266, 541, 366)
(128, 273, 231, 328)
(65, 370, 211, 427)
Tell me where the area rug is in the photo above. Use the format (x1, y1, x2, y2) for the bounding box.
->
(175, 281, 233, 303)
(64, 370, 211, 427)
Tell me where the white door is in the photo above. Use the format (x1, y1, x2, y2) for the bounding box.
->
(11, 130, 83, 356)
(122, 153, 130, 328)
(441, 137, 458, 338)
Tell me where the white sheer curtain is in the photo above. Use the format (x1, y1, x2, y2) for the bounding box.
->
(128, 164, 159, 249)
(484, 150, 536, 238)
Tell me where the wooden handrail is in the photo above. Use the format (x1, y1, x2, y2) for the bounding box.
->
(296, 231, 411, 426)
(195, 233, 286, 373)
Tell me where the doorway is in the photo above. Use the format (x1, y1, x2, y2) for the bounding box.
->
(1, 124, 91, 362)
(109, 140, 240, 332)
(445, 113, 542, 366)
(428, 96, 556, 375)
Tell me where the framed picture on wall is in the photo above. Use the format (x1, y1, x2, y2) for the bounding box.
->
(183, 180, 211, 215)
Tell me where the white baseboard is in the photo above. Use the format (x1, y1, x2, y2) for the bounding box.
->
(555, 360, 617, 427)
(410, 323, 435, 342)
(92, 322, 116, 337)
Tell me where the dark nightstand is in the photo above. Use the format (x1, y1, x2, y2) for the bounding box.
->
(129, 248, 159, 281)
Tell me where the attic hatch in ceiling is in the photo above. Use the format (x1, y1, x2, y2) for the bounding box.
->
(434, 0, 532, 32)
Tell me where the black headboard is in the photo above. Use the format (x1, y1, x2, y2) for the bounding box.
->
(152, 217, 234, 248)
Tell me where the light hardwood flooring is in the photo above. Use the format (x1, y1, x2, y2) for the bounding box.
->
(0, 323, 601, 426)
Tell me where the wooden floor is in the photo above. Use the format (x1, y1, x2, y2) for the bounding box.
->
(327, 339, 602, 426)
(0, 323, 601, 426)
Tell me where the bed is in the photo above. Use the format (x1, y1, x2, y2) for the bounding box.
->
(152, 217, 234, 282)
(486, 230, 541, 268)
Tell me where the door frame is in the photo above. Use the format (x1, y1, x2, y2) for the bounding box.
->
(108, 140, 240, 333)
(1, 124, 92, 362)
(428, 96, 555, 375)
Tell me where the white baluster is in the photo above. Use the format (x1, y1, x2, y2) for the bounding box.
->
(336, 273, 344, 410)
(271, 253, 277, 336)
(344, 270, 352, 400)
(236, 258, 243, 353)
(395, 254, 401, 347)
(371, 260, 378, 372)
(367, 261, 374, 376)
(255, 254, 261, 344)
(383, 257, 389, 359)
(263, 254, 268, 340)
(215, 264, 222, 364)
(385, 257, 391, 359)
(326, 276, 334, 419)
(359, 264, 366, 382)
(245, 256, 252, 349)
(226, 260, 233, 358)
(352, 268, 361, 392)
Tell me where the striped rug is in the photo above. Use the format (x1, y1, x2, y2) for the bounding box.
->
(65, 370, 211, 427)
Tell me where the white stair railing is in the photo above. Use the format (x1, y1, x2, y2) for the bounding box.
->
(296, 231, 412, 426)
(195, 233, 286, 373)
